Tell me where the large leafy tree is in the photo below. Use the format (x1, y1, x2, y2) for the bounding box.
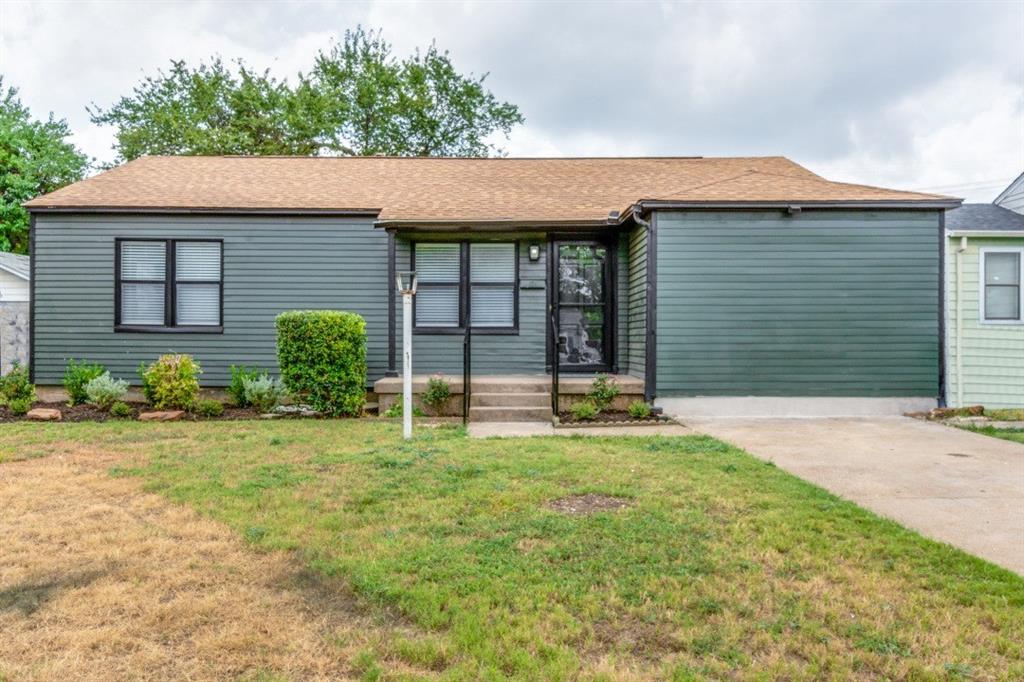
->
(0, 78, 89, 253)
(308, 28, 523, 156)
(90, 58, 323, 161)
(92, 27, 524, 161)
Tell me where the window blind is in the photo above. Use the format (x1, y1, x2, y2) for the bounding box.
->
(120, 242, 166, 325)
(415, 243, 461, 327)
(470, 243, 515, 328)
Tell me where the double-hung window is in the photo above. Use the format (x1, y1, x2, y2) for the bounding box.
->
(981, 249, 1023, 323)
(116, 239, 223, 331)
(412, 241, 517, 332)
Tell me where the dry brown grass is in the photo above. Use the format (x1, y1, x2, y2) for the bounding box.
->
(0, 443, 425, 681)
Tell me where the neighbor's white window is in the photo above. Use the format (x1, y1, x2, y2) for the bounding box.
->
(117, 240, 222, 329)
(981, 248, 1023, 322)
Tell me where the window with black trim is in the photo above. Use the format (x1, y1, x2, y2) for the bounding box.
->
(412, 241, 518, 333)
(116, 239, 223, 331)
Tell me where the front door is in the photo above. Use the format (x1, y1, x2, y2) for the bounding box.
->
(553, 241, 612, 372)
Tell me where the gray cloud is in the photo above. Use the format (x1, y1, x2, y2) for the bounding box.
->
(2, 0, 1020, 200)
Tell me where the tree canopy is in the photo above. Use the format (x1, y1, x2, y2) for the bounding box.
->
(91, 27, 525, 161)
(0, 78, 90, 253)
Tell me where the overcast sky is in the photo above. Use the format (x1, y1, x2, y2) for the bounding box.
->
(2, 0, 1021, 201)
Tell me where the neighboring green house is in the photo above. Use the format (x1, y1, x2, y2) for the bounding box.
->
(24, 156, 958, 419)
(945, 203, 1024, 409)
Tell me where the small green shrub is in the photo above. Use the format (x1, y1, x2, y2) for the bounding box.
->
(195, 399, 225, 418)
(85, 372, 129, 410)
(110, 401, 133, 418)
(276, 310, 367, 416)
(382, 398, 424, 418)
(627, 400, 652, 419)
(0, 362, 35, 406)
(138, 354, 202, 410)
(242, 375, 288, 413)
(228, 365, 266, 407)
(570, 399, 599, 421)
(8, 395, 33, 415)
(63, 359, 106, 406)
(421, 374, 452, 413)
(587, 374, 620, 411)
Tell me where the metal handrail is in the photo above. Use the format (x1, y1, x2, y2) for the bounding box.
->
(550, 310, 560, 417)
(462, 325, 471, 425)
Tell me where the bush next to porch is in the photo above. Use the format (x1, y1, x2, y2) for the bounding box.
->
(276, 310, 367, 416)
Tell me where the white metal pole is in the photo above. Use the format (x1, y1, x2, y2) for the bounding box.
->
(402, 291, 413, 439)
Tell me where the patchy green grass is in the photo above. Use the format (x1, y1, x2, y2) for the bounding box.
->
(959, 426, 1024, 445)
(984, 408, 1024, 421)
(2, 420, 1022, 680)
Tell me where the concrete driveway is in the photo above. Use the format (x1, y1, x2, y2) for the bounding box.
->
(686, 417, 1024, 575)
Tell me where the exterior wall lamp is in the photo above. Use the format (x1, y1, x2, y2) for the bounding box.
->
(528, 244, 541, 261)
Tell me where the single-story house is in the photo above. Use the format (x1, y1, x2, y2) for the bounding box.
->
(0, 251, 31, 374)
(944, 203, 1024, 409)
(24, 155, 959, 418)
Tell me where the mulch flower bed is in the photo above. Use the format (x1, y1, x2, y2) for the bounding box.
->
(0, 401, 264, 423)
(555, 410, 672, 427)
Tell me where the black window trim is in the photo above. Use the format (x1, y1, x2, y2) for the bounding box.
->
(411, 240, 519, 335)
(115, 237, 224, 333)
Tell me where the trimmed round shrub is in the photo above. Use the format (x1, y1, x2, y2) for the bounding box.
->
(138, 354, 202, 410)
(276, 311, 366, 416)
(63, 359, 106, 406)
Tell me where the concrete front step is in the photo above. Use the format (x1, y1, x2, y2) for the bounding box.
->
(471, 392, 551, 408)
(469, 406, 553, 422)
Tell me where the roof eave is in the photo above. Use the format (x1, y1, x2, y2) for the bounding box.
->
(24, 205, 383, 217)
(373, 218, 615, 231)
(948, 230, 1024, 238)
(632, 199, 963, 216)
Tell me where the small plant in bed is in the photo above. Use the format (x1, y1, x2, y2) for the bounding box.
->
(242, 375, 288, 413)
(194, 399, 225, 418)
(0, 362, 35, 410)
(587, 374, 619, 410)
(627, 400, 652, 419)
(63, 359, 106, 406)
(109, 401, 134, 419)
(421, 374, 451, 415)
(139, 354, 201, 410)
(569, 400, 599, 421)
(85, 372, 129, 411)
(227, 365, 266, 407)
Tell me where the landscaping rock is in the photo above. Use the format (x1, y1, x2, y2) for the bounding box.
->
(139, 410, 184, 422)
(929, 405, 984, 420)
(273, 404, 321, 417)
(943, 416, 991, 426)
(27, 408, 61, 421)
(260, 413, 282, 419)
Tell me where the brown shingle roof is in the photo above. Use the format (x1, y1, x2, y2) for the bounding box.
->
(24, 155, 954, 223)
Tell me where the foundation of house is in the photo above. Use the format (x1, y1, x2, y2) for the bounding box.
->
(372, 374, 645, 422)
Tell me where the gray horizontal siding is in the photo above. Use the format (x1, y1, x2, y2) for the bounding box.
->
(395, 233, 548, 375)
(626, 224, 647, 379)
(33, 214, 389, 386)
(655, 210, 940, 397)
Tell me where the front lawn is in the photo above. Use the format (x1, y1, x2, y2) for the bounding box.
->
(958, 426, 1024, 445)
(1, 421, 1021, 680)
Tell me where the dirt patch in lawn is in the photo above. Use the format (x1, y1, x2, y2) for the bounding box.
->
(0, 445, 426, 681)
(546, 494, 634, 515)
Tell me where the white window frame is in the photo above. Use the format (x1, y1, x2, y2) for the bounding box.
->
(979, 246, 1024, 325)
